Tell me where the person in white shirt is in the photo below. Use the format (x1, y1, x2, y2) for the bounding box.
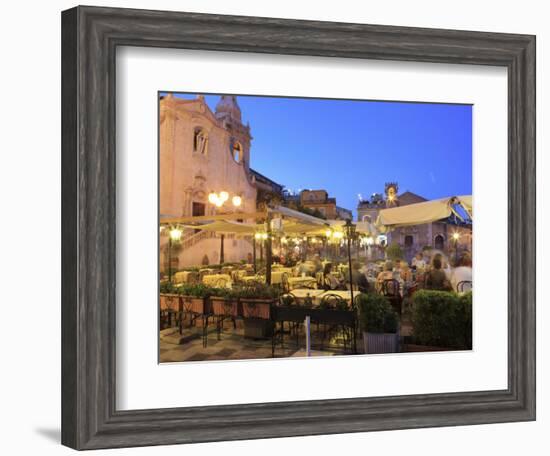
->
(450, 253, 472, 292)
(411, 252, 426, 270)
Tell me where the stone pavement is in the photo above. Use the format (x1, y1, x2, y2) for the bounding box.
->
(159, 315, 413, 363)
(159, 320, 357, 363)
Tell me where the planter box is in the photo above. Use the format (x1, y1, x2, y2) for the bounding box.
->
(363, 331, 399, 354)
(159, 294, 181, 311)
(240, 298, 276, 339)
(210, 297, 239, 317)
(243, 318, 273, 339)
(240, 298, 275, 320)
(180, 295, 209, 314)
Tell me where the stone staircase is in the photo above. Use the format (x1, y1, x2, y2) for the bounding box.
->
(175, 228, 253, 267)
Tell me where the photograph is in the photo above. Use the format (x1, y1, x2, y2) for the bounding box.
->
(158, 92, 473, 363)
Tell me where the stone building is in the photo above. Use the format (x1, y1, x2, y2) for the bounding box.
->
(357, 182, 472, 262)
(297, 189, 351, 220)
(159, 94, 263, 269)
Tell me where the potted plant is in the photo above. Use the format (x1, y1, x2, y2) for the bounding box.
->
(235, 283, 279, 339)
(357, 293, 400, 354)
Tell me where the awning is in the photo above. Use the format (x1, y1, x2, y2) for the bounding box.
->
(180, 219, 328, 236)
(180, 220, 260, 234)
(268, 205, 329, 226)
(376, 195, 472, 229)
(323, 219, 378, 237)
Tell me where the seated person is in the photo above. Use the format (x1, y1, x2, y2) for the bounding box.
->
(323, 263, 343, 290)
(297, 261, 312, 276)
(312, 254, 323, 274)
(376, 260, 395, 290)
(400, 262, 413, 283)
(350, 262, 370, 293)
(424, 257, 452, 291)
(411, 252, 426, 270)
(450, 253, 473, 292)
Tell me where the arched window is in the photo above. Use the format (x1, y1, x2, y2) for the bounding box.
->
(404, 235, 414, 247)
(434, 234, 445, 250)
(231, 140, 243, 163)
(193, 128, 208, 154)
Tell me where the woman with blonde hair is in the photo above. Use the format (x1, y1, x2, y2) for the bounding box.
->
(376, 260, 394, 291)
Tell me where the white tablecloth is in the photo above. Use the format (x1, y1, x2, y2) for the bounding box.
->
(202, 274, 232, 287)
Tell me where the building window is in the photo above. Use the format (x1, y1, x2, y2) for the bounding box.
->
(193, 128, 208, 155)
(434, 234, 445, 250)
(404, 235, 414, 247)
(231, 140, 243, 163)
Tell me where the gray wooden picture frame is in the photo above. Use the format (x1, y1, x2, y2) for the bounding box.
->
(61, 5, 536, 450)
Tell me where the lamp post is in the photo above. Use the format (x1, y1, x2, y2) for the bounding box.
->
(207, 191, 242, 264)
(167, 226, 182, 283)
(344, 219, 356, 305)
(452, 231, 460, 265)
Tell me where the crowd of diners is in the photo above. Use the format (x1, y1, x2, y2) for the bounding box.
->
(280, 248, 472, 296)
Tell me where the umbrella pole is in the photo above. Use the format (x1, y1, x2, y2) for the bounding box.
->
(347, 235, 354, 305)
(252, 237, 257, 274)
(168, 237, 173, 283)
(220, 234, 225, 264)
(266, 213, 272, 285)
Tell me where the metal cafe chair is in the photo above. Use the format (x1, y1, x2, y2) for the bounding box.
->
(457, 280, 473, 293)
(317, 294, 351, 350)
(281, 272, 290, 293)
(279, 292, 297, 307)
(211, 297, 238, 341)
(277, 292, 301, 343)
(319, 293, 347, 310)
(381, 279, 403, 315)
(186, 271, 199, 285)
(214, 277, 230, 288)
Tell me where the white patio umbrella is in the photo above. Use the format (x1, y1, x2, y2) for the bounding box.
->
(376, 195, 472, 230)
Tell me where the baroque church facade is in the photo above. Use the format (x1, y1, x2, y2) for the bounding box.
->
(159, 94, 262, 269)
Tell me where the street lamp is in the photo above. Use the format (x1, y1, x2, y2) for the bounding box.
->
(168, 226, 182, 283)
(232, 195, 242, 207)
(344, 219, 356, 305)
(207, 190, 242, 263)
(452, 231, 460, 265)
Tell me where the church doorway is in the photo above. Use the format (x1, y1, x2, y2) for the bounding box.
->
(192, 202, 205, 233)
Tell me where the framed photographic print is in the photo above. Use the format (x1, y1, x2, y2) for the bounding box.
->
(61, 5, 536, 450)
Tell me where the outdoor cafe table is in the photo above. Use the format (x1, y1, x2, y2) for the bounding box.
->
(288, 288, 325, 303)
(241, 270, 288, 285)
(241, 275, 264, 284)
(202, 274, 232, 287)
(287, 276, 317, 290)
(173, 271, 192, 284)
(314, 290, 354, 306)
(271, 266, 293, 274)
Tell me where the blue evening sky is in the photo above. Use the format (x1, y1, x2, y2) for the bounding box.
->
(163, 93, 472, 219)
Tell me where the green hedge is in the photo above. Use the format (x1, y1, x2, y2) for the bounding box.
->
(411, 290, 472, 349)
(356, 293, 399, 334)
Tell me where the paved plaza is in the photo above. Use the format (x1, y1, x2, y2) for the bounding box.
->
(159, 316, 413, 363)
